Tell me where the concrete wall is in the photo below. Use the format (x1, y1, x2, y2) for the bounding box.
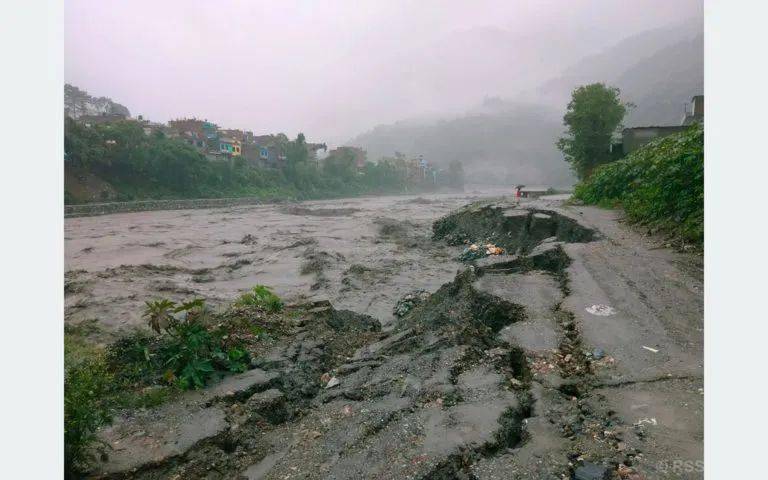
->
(622, 126, 688, 154)
(64, 196, 286, 218)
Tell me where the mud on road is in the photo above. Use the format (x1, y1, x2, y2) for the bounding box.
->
(67, 193, 703, 480)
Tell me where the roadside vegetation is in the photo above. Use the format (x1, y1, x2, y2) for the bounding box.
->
(64, 119, 464, 204)
(64, 285, 286, 477)
(573, 123, 704, 246)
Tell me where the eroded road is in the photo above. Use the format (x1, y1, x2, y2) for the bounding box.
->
(67, 193, 703, 480)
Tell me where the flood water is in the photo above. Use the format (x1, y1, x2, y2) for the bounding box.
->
(65, 187, 517, 340)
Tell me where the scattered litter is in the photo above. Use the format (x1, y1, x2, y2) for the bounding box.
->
(585, 304, 617, 316)
(325, 376, 341, 389)
(592, 348, 605, 360)
(641, 345, 659, 353)
(342, 405, 353, 416)
(633, 417, 657, 427)
(458, 243, 504, 261)
(530, 357, 557, 375)
(320, 372, 331, 384)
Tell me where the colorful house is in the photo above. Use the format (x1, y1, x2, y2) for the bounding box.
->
(219, 137, 241, 156)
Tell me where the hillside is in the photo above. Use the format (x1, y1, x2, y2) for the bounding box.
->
(536, 20, 703, 126)
(348, 101, 575, 186)
(348, 20, 703, 187)
(65, 84, 131, 119)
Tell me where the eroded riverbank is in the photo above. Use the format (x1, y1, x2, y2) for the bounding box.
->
(66, 193, 703, 480)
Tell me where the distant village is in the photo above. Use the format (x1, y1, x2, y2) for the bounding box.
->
(64, 85, 443, 183)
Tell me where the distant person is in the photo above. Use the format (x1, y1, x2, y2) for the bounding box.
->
(515, 186, 522, 204)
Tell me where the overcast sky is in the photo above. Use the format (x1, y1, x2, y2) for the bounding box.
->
(66, 0, 702, 146)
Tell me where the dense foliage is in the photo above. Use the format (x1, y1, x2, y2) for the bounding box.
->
(573, 123, 703, 245)
(556, 83, 631, 180)
(64, 119, 464, 203)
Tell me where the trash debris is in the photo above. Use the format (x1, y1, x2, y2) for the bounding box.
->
(325, 376, 341, 389)
(393, 290, 430, 317)
(459, 244, 484, 261)
(458, 243, 504, 261)
(320, 372, 331, 384)
(633, 417, 658, 427)
(592, 347, 605, 360)
(641, 345, 659, 353)
(585, 304, 617, 316)
(530, 357, 557, 375)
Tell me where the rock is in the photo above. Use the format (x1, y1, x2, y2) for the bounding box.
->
(246, 389, 288, 424)
(393, 290, 430, 317)
(574, 462, 610, 480)
(325, 377, 341, 389)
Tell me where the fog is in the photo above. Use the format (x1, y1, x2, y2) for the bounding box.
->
(66, 0, 702, 148)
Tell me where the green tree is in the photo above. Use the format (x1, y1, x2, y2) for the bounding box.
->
(556, 83, 631, 180)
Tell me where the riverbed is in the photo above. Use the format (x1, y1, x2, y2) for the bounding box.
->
(65, 188, 516, 340)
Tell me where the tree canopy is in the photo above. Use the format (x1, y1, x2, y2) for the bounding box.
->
(556, 83, 630, 180)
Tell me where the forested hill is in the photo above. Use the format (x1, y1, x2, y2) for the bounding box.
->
(65, 84, 131, 119)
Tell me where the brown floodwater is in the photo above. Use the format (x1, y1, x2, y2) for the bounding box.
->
(65, 188, 517, 340)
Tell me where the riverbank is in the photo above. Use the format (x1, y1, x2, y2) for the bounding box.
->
(65, 193, 702, 479)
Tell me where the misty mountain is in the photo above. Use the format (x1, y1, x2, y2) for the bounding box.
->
(349, 101, 574, 186)
(65, 84, 131, 119)
(536, 20, 703, 126)
(348, 20, 702, 186)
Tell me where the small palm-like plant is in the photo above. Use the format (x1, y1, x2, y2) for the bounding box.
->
(143, 299, 176, 334)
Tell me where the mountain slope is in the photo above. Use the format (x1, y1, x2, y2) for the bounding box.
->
(536, 20, 703, 126)
(349, 101, 575, 186)
(65, 84, 131, 119)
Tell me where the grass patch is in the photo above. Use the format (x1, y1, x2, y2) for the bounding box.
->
(235, 285, 284, 312)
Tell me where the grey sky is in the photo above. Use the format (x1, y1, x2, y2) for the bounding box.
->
(65, 0, 702, 146)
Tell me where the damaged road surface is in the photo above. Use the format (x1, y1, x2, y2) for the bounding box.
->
(83, 196, 702, 480)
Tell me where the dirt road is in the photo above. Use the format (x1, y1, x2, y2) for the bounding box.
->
(68, 193, 703, 479)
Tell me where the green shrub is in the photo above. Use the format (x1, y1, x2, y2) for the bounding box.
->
(574, 123, 703, 245)
(108, 298, 251, 390)
(64, 353, 114, 477)
(235, 285, 284, 312)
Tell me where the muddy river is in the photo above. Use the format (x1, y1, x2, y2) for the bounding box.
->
(65, 188, 518, 340)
